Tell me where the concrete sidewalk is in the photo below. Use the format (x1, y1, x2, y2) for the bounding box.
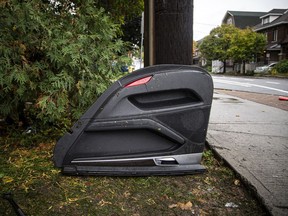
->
(207, 91, 288, 216)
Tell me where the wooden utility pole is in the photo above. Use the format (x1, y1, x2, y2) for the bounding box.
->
(144, 0, 193, 66)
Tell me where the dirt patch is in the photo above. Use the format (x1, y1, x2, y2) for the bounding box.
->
(216, 89, 288, 111)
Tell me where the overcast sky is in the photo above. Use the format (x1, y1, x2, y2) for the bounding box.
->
(193, 0, 288, 41)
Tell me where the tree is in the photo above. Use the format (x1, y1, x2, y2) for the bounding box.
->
(199, 24, 266, 74)
(0, 0, 130, 128)
(97, 0, 144, 48)
(199, 25, 238, 73)
(97, 0, 144, 24)
(192, 40, 197, 56)
(229, 28, 266, 74)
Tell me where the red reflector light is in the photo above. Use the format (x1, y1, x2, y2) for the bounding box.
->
(125, 76, 152, 88)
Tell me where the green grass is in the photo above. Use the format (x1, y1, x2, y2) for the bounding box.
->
(0, 135, 268, 216)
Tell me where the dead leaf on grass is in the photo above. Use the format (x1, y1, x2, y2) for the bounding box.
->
(192, 188, 201, 196)
(68, 197, 79, 203)
(98, 199, 112, 206)
(123, 191, 131, 198)
(161, 194, 170, 200)
(204, 177, 211, 185)
(2, 176, 14, 184)
(51, 169, 60, 175)
(179, 201, 193, 210)
(169, 201, 193, 210)
(169, 203, 178, 209)
(234, 179, 240, 186)
(20, 183, 29, 192)
(146, 198, 156, 205)
(200, 209, 209, 215)
(198, 198, 206, 204)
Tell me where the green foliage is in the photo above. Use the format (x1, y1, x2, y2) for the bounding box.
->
(229, 28, 266, 62)
(199, 25, 238, 62)
(97, 0, 144, 49)
(97, 0, 144, 24)
(199, 25, 266, 73)
(202, 150, 215, 166)
(0, 0, 130, 127)
(274, 60, 288, 74)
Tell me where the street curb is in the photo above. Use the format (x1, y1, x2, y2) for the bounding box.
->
(204, 141, 271, 215)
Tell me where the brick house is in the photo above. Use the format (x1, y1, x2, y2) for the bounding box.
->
(253, 9, 288, 65)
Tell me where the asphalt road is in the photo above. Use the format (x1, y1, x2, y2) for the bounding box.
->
(212, 75, 288, 96)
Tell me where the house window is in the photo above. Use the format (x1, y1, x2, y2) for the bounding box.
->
(263, 17, 269, 24)
(272, 30, 278, 41)
(227, 17, 233, 25)
(264, 32, 268, 41)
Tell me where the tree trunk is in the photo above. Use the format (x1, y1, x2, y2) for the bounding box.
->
(223, 60, 226, 73)
(242, 60, 246, 75)
(144, 0, 194, 66)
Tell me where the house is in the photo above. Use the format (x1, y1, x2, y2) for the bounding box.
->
(213, 11, 267, 73)
(193, 38, 206, 66)
(222, 11, 266, 29)
(253, 9, 288, 64)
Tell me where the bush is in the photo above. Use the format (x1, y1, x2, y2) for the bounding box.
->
(274, 60, 288, 74)
(0, 0, 129, 128)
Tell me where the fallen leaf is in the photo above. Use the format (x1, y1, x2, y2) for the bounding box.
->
(20, 183, 29, 192)
(168, 203, 178, 209)
(204, 177, 211, 185)
(2, 176, 14, 184)
(200, 209, 209, 215)
(198, 198, 206, 204)
(124, 191, 131, 198)
(146, 198, 156, 205)
(51, 169, 60, 174)
(192, 188, 201, 195)
(234, 179, 240, 186)
(169, 201, 193, 210)
(98, 199, 112, 206)
(68, 198, 79, 203)
(179, 201, 193, 210)
(161, 194, 169, 200)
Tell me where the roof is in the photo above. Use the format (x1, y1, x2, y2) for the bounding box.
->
(260, 9, 287, 19)
(228, 11, 266, 17)
(222, 11, 266, 29)
(254, 9, 288, 31)
(267, 8, 286, 14)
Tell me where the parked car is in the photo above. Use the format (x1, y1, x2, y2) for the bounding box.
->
(254, 62, 277, 73)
